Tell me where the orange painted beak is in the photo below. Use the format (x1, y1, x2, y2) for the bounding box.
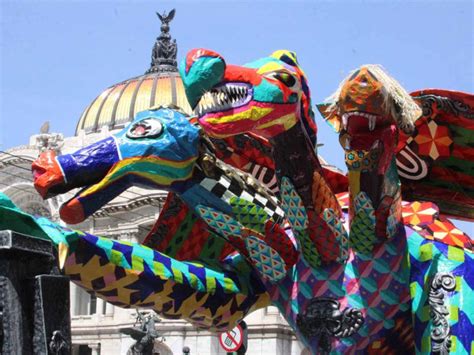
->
(32, 151, 65, 199)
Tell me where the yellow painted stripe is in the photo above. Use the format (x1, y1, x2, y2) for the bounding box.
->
(256, 62, 285, 74)
(80, 156, 196, 197)
(205, 107, 273, 124)
(255, 113, 297, 131)
(348, 171, 361, 196)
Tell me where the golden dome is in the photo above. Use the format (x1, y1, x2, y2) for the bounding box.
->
(75, 72, 192, 134)
(75, 9, 192, 135)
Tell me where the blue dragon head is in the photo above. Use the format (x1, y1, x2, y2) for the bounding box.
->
(32, 106, 200, 224)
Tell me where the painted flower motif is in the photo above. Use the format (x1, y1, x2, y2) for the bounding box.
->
(402, 201, 438, 227)
(428, 219, 471, 249)
(414, 120, 452, 160)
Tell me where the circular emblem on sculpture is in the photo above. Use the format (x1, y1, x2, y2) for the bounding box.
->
(127, 118, 164, 139)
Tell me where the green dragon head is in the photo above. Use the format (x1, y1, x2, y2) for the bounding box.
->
(180, 49, 317, 143)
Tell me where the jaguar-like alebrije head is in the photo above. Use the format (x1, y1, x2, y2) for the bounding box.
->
(318, 65, 422, 173)
(32, 107, 200, 224)
(180, 49, 317, 142)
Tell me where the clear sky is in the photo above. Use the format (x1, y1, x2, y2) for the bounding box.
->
(1, 0, 473, 231)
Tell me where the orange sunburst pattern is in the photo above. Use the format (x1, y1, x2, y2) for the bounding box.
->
(413, 120, 453, 160)
(402, 201, 438, 227)
(428, 218, 472, 250)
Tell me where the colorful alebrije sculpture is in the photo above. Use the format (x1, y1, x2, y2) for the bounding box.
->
(2, 49, 470, 353)
(26, 106, 306, 330)
(180, 50, 473, 353)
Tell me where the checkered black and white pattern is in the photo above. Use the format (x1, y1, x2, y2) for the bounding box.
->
(199, 174, 285, 222)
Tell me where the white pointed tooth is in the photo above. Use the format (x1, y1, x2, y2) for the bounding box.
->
(342, 113, 349, 130)
(371, 139, 380, 150)
(345, 137, 351, 150)
(369, 116, 376, 131)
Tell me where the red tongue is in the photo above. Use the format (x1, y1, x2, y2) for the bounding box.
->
(346, 115, 370, 135)
(346, 114, 396, 150)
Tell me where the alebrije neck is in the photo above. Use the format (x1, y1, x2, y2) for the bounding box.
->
(270, 123, 341, 217)
(270, 124, 319, 207)
(346, 146, 402, 243)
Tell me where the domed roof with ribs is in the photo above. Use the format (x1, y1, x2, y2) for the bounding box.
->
(75, 72, 192, 135)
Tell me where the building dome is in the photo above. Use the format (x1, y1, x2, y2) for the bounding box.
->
(75, 11, 192, 135)
(75, 72, 192, 134)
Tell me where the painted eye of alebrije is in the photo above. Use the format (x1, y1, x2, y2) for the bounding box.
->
(274, 72, 296, 87)
(126, 118, 164, 139)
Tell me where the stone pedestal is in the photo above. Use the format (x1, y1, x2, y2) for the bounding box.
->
(0, 230, 71, 354)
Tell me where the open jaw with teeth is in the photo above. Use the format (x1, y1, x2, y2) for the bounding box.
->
(196, 83, 252, 116)
(339, 111, 397, 152)
(342, 111, 378, 132)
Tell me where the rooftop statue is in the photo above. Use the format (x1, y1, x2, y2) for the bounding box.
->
(148, 9, 177, 73)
